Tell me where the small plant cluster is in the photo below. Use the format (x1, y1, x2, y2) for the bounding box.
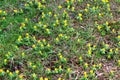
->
(0, 0, 120, 80)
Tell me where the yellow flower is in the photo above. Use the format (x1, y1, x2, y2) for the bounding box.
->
(55, 37, 59, 41)
(39, 21, 41, 24)
(46, 68, 51, 72)
(97, 25, 102, 30)
(20, 26, 22, 30)
(37, 40, 40, 43)
(33, 26, 37, 29)
(88, 49, 91, 55)
(0, 69, 3, 73)
(29, 62, 32, 66)
(78, 13, 82, 17)
(117, 35, 120, 39)
(110, 70, 114, 75)
(106, 21, 109, 25)
(67, 5, 70, 9)
(32, 44, 36, 48)
(42, 0, 45, 2)
(15, 45, 18, 49)
(19, 35, 22, 38)
(8, 51, 10, 55)
(26, 33, 29, 38)
(38, 2, 42, 8)
(77, 39, 80, 42)
(18, 36, 22, 41)
(56, 19, 59, 24)
(109, 49, 112, 52)
(71, 7, 75, 11)
(39, 77, 43, 80)
(67, 68, 71, 72)
(64, 23, 67, 26)
(14, 9, 17, 13)
(6, 70, 9, 73)
(9, 72, 13, 76)
(93, 45, 96, 48)
(32, 73, 36, 78)
(59, 55, 62, 59)
(87, 43, 91, 47)
(58, 77, 62, 80)
(112, 29, 115, 33)
(87, 4, 90, 7)
(39, 51, 42, 55)
(58, 5, 62, 9)
(4, 59, 7, 63)
(3, 11, 6, 14)
(54, 14, 57, 17)
(25, 18, 28, 22)
(79, 56, 83, 61)
(0, 9, 2, 13)
(92, 6, 96, 10)
(90, 70, 93, 74)
(101, 0, 109, 3)
(84, 63, 88, 68)
(84, 8, 88, 12)
(71, 0, 74, 2)
(43, 39, 46, 42)
(107, 7, 110, 11)
(118, 60, 120, 65)
(47, 43, 50, 47)
(101, 48, 105, 52)
(22, 52, 25, 57)
(21, 22, 25, 27)
(15, 70, 19, 74)
(107, 4, 110, 7)
(44, 77, 48, 80)
(48, 12, 52, 15)
(80, 17, 82, 20)
(53, 23, 56, 26)
(19, 74, 23, 79)
(83, 71, 87, 78)
(93, 64, 96, 68)
(115, 48, 118, 51)
(32, 65, 36, 69)
(43, 25, 47, 28)
(33, 36, 36, 40)
(55, 68, 57, 71)
(105, 44, 109, 48)
(63, 10, 67, 14)
(98, 63, 102, 67)
(58, 53, 62, 56)
(40, 44, 44, 47)
(79, 56, 82, 60)
(59, 34, 63, 37)
(24, 3, 29, 7)
(42, 15, 45, 18)
(42, 12, 45, 18)
(46, 28, 50, 32)
(59, 65, 62, 69)
(29, 1, 32, 4)
(63, 20, 67, 23)
(2, 17, 5, 20)
(99, 13, 102, 16)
